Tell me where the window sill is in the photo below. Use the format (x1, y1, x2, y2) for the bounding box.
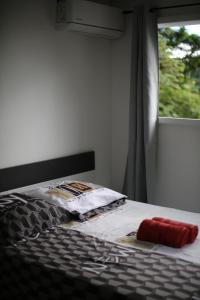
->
(158, 117, 200, 126)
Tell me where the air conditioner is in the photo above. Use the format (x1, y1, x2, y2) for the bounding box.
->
(56, 0, 124, 39)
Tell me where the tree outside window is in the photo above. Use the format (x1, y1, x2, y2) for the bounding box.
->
(158, 24, 200, 119)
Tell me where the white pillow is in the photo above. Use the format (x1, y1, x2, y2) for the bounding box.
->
(25, 181, 127, 215)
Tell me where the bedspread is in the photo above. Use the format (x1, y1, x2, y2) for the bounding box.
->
(1, 227, 200, 300)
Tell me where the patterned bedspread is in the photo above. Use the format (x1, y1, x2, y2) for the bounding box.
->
(1, 227, 200, 300)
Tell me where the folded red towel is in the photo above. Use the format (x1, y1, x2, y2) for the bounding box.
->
(152, 217, 198, 243)
(137, 219, 190, 248)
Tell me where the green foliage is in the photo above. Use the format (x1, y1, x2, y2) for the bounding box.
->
(159, 26, 200, 119)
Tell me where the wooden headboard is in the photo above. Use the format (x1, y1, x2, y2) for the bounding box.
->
(0, 151, 95, 193)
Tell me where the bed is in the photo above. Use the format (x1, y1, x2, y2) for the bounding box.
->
(0, 151, 200, 300)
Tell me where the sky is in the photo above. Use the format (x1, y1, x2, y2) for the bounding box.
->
(172, 24, 200, 36)
(185, 24, 200, 36)
(170, 24, 200, 58)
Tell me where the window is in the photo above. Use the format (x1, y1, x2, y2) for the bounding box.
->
(158, 23, 200, 119)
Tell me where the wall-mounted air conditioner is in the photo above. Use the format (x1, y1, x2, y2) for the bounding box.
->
(56, 0, 124, 39)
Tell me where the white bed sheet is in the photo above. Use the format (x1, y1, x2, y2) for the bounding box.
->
(61, 200, 200, 264)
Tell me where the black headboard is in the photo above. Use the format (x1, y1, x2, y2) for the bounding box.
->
(0, 151, 95, 193)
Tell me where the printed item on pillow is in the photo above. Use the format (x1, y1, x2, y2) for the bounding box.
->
(0, 198, 70, 242)
(26, 181, 127, 216)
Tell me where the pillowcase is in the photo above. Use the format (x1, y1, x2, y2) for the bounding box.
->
(0, 197, 70, 242)
(25, 181, 127, 218)
(76, 198, 126, 222)
(0, 193, 32, 216)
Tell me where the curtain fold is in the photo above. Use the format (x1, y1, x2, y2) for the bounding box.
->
(123, 6, 159, 203)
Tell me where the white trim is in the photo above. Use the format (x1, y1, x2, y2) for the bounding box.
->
(158, 117, 200, 126)
(158, 20, 200, 28)
(157, 4, 200, 25)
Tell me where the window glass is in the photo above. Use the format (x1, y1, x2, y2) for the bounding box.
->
(158, 24, 200, 119)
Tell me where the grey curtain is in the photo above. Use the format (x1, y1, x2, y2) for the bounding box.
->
(123, 6, 159, 203)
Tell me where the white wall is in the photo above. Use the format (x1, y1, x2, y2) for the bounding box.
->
(0, 0, 112, 187)
(156, 119, 200, 212)
(111, 10, 200, 213)
(2, 0, 200, 212)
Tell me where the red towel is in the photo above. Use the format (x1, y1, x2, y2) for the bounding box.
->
(137, 219, 191, 248)
(152, 217, 198, 243)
